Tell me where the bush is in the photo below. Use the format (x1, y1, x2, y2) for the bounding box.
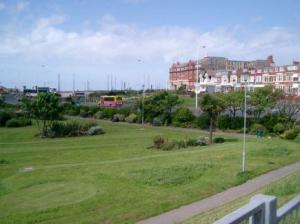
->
(87, 106, 99, 115)
(125, 113, 137, 123)
(172, 107, 195, 127)
(175, 140, 187, 148)
(0, 110, 13, 127)
(162, 140, 176, 151)
(45, 121, 100, 138)
(101, 108, 117, 119)
(79, 110, 89, 118)
(116, 108, 131, 117)
(294, 125, 300, 133)
(260, 113, 287, 132)
(186, 138, 199, 147)
(217, 115, 246, 130)
(94, 111, 104, 119)
(250, 123, 267, 136)
(196, 113, 210, 129)
(280, 129, 299, 140)
(112, 114, 125, 122)
(196, 137, 208, 146)
(86, 126, 105, 135)
(273, 123, 285, 134)
(213, 137, 225, 143)
(153, 136, 165, 149)
(152, 117, 163, 126)
(5, 118, 31, 128)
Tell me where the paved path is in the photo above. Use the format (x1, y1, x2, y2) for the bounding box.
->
(137, 162, 300, 224)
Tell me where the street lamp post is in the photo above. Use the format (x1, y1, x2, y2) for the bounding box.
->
(242, 76, 248, 172)
(142, 84, 145, 129)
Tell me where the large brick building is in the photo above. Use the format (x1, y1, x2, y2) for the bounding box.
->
(169, 56, 273, 92)
(169, 56, 300, 95)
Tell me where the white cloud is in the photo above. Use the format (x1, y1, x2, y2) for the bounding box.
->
(0, 14, 299, 65)
(0, 2, 5, 11)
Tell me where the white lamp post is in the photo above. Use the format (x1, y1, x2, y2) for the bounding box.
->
(242, 75, 249, 172)
(142, 84, 145, 129)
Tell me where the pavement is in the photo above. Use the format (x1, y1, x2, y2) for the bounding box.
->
(137, 162, 300, 224)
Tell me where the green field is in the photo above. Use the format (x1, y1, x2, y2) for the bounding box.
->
(0, 119, 300, 224)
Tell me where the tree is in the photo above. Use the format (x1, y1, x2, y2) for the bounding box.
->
(138, 91, 181, 124)
(248, 86, 282, 120)
(22, 93, 61, 136)
(222, 91, 244, 117)
(176, 85, 187, 95)
(199, 93, 225, 144)
(276, 96, 300, 127)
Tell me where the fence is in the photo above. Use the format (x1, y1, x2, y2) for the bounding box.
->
(214, 194, 300, 224)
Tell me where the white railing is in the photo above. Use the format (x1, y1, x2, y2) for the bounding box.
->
(214, 194, 300, 224)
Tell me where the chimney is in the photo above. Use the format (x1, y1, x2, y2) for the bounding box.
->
(267, 55, 274, 64)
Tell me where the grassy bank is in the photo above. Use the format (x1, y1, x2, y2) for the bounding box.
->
(0, 119, 299, 223)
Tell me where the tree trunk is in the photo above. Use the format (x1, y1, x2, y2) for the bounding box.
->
(209, 117, 213, 144)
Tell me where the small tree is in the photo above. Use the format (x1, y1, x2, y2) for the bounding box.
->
(222, 91, 244, 117)
(248, 86, 283, 120)
(199, 93, 225, 144)
(276, 96, 300, 128)
(22, 93, 61, 136)
(137, 91, 181, 124)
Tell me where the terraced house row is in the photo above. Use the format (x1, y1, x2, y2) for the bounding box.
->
(169, 56, 300, 95)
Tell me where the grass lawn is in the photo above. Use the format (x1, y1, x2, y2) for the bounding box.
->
(0, 119, 299, 224)
(184, 169, 300, 224)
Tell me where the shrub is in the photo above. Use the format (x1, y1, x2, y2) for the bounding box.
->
(176, 140, 187, 149)
(112, 114, 125, 122)
(0, 110, 13, 127)
(79, 110, 89, 118)
(172, 107, 195, 127)
(217, 115, 249, 130)
(5, 118, 31, 128)
(102, 108, 117, 119)
(67, 109, 80, 116)
(196, 137, 208, 146)
(250, 123, 267, 136)
(273, 123, 285, 134)
(186, 138, 199, 147)
(45, 121, 100, 138)
(294, 125, 300, 133)
(216, 115, 231, 130)
(281, 129, 299, 140)
(196, 113, 210, 129)
(94, 111, 104, 119)
(87, 106, 99, 115)
(86, 126, 105, 135)
(152, 117, 163, 126)
(260, 113, 287, 132)
(162, 141, 176, 151)
(213, 137, 225, 143)
(125, 113, 137, 123)
(116, 108, 131, 117)
(153, 136, 165, 149)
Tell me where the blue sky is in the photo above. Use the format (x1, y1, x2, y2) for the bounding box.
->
(0, 0, 300, 90)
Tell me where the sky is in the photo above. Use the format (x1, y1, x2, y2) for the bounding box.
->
(0, 0, 300, 90)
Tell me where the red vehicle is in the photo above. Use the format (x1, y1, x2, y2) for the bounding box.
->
(97, 96, 123, 107)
